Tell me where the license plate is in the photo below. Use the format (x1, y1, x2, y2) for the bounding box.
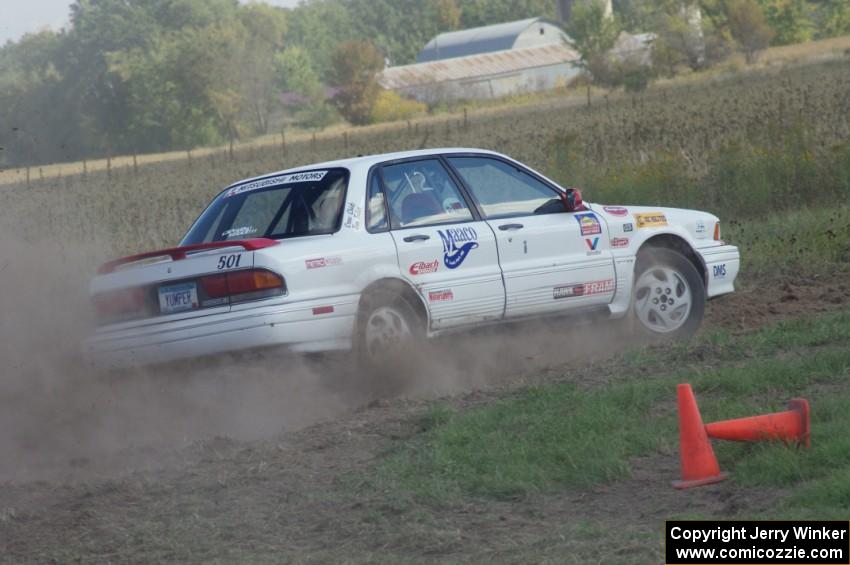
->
(158, 282, 199, 314)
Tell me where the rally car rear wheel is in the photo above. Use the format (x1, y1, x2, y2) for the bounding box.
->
(631, 248, 705, 341)
(356, 290, 424, 375)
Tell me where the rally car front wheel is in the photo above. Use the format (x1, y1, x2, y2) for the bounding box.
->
(630, 248, 705, 341)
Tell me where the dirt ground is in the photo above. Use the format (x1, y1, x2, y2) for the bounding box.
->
(1, 276, 847, 563)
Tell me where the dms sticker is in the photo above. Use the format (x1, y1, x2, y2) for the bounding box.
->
(409, 260, 439, 275)
(634, 212, 668, 229)
(713, 264, 727, 279)
(603, 206, 629, 217)
(575, 213, 602, 236)
(611, 237, 629, 248)
(225, 170, 328, 197)
(428, 289, 454, 302)
(438, 227, 479, 269)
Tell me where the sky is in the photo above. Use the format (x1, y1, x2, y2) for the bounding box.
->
(0, 0, 302, 45)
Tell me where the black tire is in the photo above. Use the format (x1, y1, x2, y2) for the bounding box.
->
(355, 289, 425, 379)
(628, 247, 705, 342)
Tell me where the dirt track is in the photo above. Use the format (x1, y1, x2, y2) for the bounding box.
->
(1, 276, 847, 563)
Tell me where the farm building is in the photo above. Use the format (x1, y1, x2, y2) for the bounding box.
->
(380, 17, 581, 103)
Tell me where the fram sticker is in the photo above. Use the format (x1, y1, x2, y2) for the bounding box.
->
(553, 279, 614, 300)
(634, 212, 668, 229)
(428, 289, 454, 302)
(575, 213, 602, 236)
(437, 227, 478, 269)
(305, 256, 342, 269)
(611, 237, 629, 248)
(603, 206, 629, 217)
(409, 260, 439, 275)
(225, 170, 328, 197)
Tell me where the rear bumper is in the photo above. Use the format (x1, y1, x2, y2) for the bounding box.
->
(82, 297, 358, 369)
(698, 244, 740, 298)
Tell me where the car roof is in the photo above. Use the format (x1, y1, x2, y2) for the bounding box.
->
(224, 147, 506, 189)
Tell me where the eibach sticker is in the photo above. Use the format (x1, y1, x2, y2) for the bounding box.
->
(305, 256, 342, 269)
(409, 260, 439, 275)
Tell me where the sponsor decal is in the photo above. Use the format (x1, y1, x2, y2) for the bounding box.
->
(695, 220, 706, 238)
(554, 284, 584, 299)
(221, 226, 257, 239)
(305, 256, 342, 269)
(428, 289, 454, 302)
(603, 206, 629, 217)
(437, 227, 479, 269)
(611, 237, 629, 248)
(623, 223, 634, 232)
(553, 279, 615, 300)
(343, 202, 362, 230)
(409, 260, 439, 275)
(713, 264, 727, 279)
(585, 237, 600, 255)
(575, 212, 602, 236)
(634, 212, 668, 228)
(312, 305, 334, 315)
(226, 170, 328, 197)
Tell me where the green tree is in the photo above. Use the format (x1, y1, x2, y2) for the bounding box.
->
(331, 40, 385, 125)
(727, 0, 774, 63)
(759, 0, 813, 45)
(565, 0, 621, 102)
(813, 0, 850, 38)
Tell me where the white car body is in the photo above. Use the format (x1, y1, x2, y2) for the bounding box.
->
(84, 148, 740, 368)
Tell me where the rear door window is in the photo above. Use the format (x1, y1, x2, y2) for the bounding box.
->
(380, 159, 473, 229)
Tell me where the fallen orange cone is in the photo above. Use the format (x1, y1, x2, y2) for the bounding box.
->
(673, 384, 728, 489)
(705, 398, 810, 448)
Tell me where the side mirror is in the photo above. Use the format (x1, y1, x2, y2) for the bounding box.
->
(560, 187, 584, 212)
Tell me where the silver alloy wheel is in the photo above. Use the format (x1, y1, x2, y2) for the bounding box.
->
(364, 305, 413, 361)
(633, 266, 693, 334)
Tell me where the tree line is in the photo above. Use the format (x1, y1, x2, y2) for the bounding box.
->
(1, 0, 847, 168)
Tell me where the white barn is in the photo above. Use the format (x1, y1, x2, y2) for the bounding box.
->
(380, 18, 581, 104)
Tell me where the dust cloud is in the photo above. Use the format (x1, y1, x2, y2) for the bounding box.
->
(0, 229, 630, 483)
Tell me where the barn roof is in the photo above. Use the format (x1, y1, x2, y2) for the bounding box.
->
(381, 43, 579, 91)
(416, 17, 562, 63)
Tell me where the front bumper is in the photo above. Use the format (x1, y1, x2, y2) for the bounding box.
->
(698, 244, 740, 298)
(82, 297, 358, 369)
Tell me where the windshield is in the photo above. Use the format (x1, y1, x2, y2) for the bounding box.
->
(180, 169, 348, 245)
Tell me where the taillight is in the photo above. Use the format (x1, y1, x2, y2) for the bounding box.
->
(713, 222, 721, 241)
(199, 269, 285, 302)
(93, 287, 147, 320)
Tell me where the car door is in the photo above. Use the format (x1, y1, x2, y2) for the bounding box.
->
(445, 155, 616, 319)
(378, 158, 505, 330)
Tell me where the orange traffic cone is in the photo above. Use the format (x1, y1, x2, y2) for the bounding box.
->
(705, 398, 810, 448)
(673, 384, 728, 489)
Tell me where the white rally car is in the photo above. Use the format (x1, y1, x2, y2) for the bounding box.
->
(84, 148, 740, 368)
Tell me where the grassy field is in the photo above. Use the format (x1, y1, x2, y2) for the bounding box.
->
(0, 56, 847, 265)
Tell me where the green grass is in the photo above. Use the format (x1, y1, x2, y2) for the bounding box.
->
(366, 309, 850, 519)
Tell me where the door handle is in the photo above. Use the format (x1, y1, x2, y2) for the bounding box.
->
(498, 223, 524, 231)
(403, 234, 430, 242)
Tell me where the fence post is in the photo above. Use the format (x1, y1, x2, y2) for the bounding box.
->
(344, 131, 349, 152)
(106, 155, 112, 179)
(311, 132, 316, 153)
(281, 128, 286, 158)
(26, 166, 30, 188)
(133, 153, 138, 175)
(463, 107, 468, 129)
(39, 167, 44, 181)
(83, 159, 87, 176)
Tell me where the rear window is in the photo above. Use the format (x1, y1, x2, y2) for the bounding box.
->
(180, 169, 348, 245)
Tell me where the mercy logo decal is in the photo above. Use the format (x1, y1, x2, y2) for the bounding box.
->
(575, 212, 602, 236)
(437, 227, 479, 269)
